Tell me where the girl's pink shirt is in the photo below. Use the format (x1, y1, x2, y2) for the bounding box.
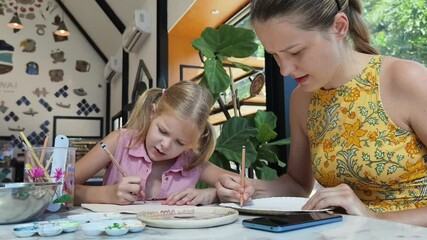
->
(103, 129, 202, 200)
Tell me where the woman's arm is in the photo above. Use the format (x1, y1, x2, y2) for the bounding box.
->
(216, 87, 316, 202)
(378, 57, 427, 226)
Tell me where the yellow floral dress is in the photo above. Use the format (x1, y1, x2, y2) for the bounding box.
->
(307, 55, 427, 212)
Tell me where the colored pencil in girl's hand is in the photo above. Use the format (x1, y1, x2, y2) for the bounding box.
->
(240, 145, 246, 207)
(99, 141, 128, 177)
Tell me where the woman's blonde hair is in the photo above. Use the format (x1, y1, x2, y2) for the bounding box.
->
(250, 0, 379, 54)
(125, 81, 215, 170)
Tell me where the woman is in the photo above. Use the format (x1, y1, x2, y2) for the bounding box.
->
(216, 0, 427, 226)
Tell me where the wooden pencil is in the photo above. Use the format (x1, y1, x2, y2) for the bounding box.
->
(100, 142, 128, 177)
(240, 145, 246, 207)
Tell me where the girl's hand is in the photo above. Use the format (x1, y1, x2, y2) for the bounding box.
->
(163, 188, 217, 206)
(112, 176, 143, 205)
(215, 174, 254, 203)
(302, 183, 377, 218)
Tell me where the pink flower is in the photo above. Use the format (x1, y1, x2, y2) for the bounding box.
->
(29, 167, 45, 180)
(53, 168, 65, 181)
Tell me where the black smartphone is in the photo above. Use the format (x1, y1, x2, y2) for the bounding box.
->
(242, 213, 342, 233)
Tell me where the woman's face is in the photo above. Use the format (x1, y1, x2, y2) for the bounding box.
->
(253, 17, 343, 91)
(145, 110, 199, 162)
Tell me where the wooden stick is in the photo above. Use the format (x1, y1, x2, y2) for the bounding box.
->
(240, 145, 246, 207)
(39, 136, 49, 168)
(19, 132, 52, 182)
(100, 142, 128, 177)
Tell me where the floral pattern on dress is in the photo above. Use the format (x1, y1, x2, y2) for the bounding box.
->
(307, 55, 427, 212)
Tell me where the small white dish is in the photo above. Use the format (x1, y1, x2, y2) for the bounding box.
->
(105, 222, 129, 236)
(12, 223, 38, 238)
(37, 224, 63, 237)
(124, 219, 146, 233)
(57, 220, 80, 232)
(81, 222, 105, 236)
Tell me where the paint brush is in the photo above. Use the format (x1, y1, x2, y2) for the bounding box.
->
(99, 141, 127, 177)
(240, 145, 246, 207)
(19, 132, 52, 182)
(39, 136, 49, 168)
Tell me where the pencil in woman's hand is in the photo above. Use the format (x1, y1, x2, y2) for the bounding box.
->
(240, 145, 246, 207)
(99, 141, 128, 177)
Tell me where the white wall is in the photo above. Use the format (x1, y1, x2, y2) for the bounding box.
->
(0, 1, 105, 149)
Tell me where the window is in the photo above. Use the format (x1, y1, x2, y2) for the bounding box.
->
(363, 0, 427, 65)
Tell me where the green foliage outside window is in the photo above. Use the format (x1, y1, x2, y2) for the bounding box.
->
(363, 0, 427, 65)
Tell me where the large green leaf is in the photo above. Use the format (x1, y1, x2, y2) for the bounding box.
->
(255, 110, 277, 130)
(265, 137, 292, 146)
(257, 147, 279, 164)
(192, 38, 215, 58)
(215, 117, 258, 166)
(255, 164, 278, 180)
(209, 151, 234, 172)
(217, 25, 258, 58)
(255, 111, 278, 143)
(199, 25, 258, 58)
(204, 59, 230, 95)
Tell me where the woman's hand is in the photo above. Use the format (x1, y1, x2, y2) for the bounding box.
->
(163, 188, 217, 206)
(111, 176, 143, 205)
(215, 174, 255, 203)
(302, 183, 377, 218)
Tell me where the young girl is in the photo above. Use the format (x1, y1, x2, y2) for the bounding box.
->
(75, 81, 230, 206)
(216, 0, 427, 226)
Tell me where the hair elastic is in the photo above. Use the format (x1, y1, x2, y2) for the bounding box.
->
(162, 88, 166, 94)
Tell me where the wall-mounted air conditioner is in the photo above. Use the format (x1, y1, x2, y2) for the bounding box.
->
(104, 56, 122, 82)
(122, 10, 151, 53)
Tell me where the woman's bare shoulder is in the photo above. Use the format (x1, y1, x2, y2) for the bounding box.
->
(382, 56, 427, 89)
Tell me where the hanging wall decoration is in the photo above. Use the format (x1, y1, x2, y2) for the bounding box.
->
(35, 24, 46, 35)
(75, 60, 90, 72)
(54, 85, 69, 98)
(73, 88, 87, 96)
(8, 126, 25, 132)
(0, 40, 14, 74)
(49, 69, 63, 82)
(76, 99, 100, 116)
(3, 0, 44, 20)
(23, 107, 38, 116)
(20, 39, 36, 52)
(26, 61, 39, 75)
(56, 102, 70, 108)
(32, 87, 48, 97)
(38, 98, 52, 112)
(0, 101, 8, 113)
(51, 49, 66, 63)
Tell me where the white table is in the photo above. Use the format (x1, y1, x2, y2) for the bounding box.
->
(1, 207, 426, 239)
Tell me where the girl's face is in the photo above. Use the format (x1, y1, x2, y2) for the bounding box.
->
(145, 110, 199, 162)
(253, 16, 344, 91)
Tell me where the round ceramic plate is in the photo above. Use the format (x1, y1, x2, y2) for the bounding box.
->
(220, 197, 332, 215)
(136, 206, 238, 229)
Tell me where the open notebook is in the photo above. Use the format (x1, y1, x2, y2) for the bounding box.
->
(81, 201, 194, 214)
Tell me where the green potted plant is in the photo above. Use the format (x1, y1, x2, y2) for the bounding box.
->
(192, 24, 290, 180)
